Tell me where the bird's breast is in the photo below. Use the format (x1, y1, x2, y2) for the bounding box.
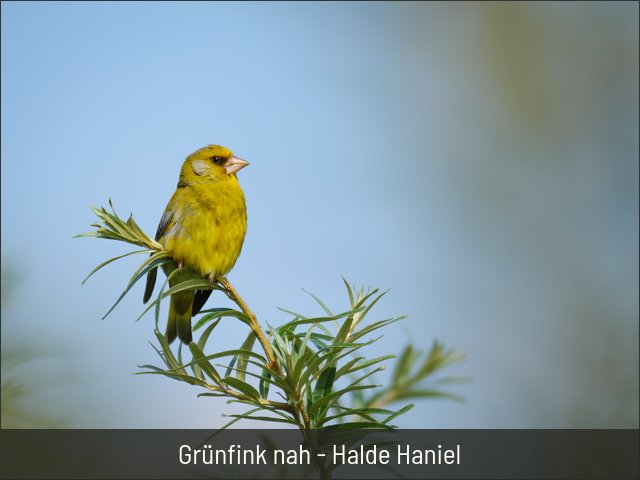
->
(163, 181, 247, 278)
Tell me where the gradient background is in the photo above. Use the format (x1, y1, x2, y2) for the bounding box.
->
(2, 1, 638, 428)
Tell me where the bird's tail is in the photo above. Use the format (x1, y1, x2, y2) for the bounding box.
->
(167, 291, 193, 345)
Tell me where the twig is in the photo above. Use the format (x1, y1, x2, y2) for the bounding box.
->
(217, 277, 281, 375)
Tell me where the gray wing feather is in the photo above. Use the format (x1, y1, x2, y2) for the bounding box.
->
(143, 207, 174, 303)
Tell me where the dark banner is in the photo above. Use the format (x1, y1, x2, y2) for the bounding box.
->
(0, 429, 637, 479)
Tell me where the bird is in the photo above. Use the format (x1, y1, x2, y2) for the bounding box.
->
(143, 145, 249, 345)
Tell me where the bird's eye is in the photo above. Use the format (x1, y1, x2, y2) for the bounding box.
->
(212, 156, 225, 165)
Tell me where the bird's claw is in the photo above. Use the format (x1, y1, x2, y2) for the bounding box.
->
(208, 273, 220, 287)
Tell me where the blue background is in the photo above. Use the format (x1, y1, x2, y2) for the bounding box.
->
(2, 2, 638, 428)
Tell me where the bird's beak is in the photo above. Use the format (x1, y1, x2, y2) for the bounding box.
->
(225, 156, 249, 175)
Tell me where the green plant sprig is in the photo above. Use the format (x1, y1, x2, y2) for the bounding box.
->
(78, 201, 466, 433)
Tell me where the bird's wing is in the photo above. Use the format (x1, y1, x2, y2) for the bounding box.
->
(154, 207, 174, 242)
(143, 206, 175, 303)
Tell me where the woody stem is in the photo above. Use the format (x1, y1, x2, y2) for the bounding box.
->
(217, 277, 281, 375)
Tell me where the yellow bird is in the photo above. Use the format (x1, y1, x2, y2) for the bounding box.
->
(143, 145, 249, 344)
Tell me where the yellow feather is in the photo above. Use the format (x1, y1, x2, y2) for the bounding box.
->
(147, 145, 248, 344)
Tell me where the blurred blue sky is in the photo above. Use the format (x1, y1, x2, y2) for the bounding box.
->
(2, 2, 638, 428)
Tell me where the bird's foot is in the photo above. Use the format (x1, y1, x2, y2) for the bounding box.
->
(208, 273, 221, 287)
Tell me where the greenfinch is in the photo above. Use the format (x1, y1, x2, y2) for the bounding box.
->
(143, 145, 249, 344)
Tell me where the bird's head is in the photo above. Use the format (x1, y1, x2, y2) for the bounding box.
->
(179, 145, 249, 185)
